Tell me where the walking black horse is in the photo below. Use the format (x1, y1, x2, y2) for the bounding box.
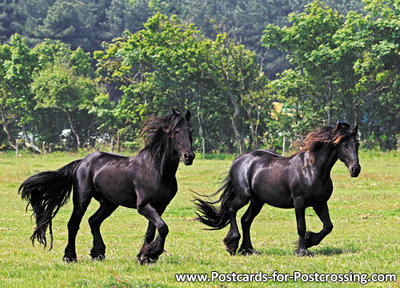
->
(195, 122, 360, 256)
(19, 109, 195, 264)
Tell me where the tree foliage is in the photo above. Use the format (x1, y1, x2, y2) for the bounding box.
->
(263, 0, 400, 150)
(0, 0, 399, 152)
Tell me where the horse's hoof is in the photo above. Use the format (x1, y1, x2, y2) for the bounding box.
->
(91, 254, 105, 261)
(139, 254, 158, 265)
(238, 248, 261, 255)
(63, 256, 77, 263)
(295, 248, 313, 257)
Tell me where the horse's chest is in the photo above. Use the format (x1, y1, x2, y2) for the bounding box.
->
(157, 181, 178, 199)
(303, 180, 333, 204)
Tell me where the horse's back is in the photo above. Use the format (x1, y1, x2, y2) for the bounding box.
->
(231, 149, 294, 208)
(228, 150, 280, 197)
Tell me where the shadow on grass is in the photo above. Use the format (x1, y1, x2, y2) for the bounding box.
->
(312, 245, 359, 256)
(256, 245, 359, 257)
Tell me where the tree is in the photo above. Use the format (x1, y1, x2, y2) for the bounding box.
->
(95, 13, 265, 153)
(33, 0, 111, 52)
(263, 1, 365, 126)
(351, 0, 400, 150)
(32, 62, 97, 148)
(0, 0, 27, 43)
(0, 34, 38, 149)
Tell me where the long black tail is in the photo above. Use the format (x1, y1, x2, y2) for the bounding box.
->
(194, 175, 235, 230)
(18, 159, 81, 249)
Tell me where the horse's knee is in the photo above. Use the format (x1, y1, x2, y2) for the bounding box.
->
(324, 223, 333, 234)
(158, 223, 169, 238)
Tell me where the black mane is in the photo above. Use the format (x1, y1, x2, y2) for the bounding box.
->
(139, 111, 185, 158)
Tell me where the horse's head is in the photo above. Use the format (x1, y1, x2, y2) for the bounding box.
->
(164, 109, 195, 165)
(336, 122, 361, 177)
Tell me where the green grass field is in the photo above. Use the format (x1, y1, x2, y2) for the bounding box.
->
(0, 151, 399, 287)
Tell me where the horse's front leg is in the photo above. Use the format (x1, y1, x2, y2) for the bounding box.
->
(305, 203, 333, 248)
(136, 221, 156, 260)
(294, 197, 312, 256)
(137, 203, 168, 264)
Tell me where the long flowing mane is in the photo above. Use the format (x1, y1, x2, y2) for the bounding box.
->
(300, 122, 351, 151)
(297, 122, 353, 164)
(138, 111, 184, 158)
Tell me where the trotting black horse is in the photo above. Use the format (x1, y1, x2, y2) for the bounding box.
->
(195, 122, 360, 256)
(19, 109, 195, 264)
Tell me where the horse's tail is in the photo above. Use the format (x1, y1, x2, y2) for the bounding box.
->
(194, 175, 236, 230)
(19, 159, 81, 249)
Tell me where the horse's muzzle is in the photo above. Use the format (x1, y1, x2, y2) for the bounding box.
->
(183, 152, 195, 165)
(350, 164, 361, 177)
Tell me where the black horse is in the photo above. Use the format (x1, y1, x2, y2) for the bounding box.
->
(195, 122, 360, 256)
(19, 109, 195, 264)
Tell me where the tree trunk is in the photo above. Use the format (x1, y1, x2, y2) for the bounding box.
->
(398, 134, 400, 154)
(1, 118, 16, 149)
(197, 111, 206, 159)
(228, 90, 243, 154)
(246, 107, 259, 150)
(205, 71, 243, 154)
(66, 111, 81, 148)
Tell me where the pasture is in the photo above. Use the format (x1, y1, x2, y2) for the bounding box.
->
(0, 151, 398, 287)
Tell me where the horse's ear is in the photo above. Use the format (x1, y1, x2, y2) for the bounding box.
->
(172, 108, 181, 116)
(185, 110, 191, 121)
(335, 121, 343, 131)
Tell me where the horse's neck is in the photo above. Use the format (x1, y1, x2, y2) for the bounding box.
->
(158, 137, 180, 181)
(139, 136, 179, 181)
(313, 145, 338, 179)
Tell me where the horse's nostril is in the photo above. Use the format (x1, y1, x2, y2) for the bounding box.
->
(350, 165, 361, 176)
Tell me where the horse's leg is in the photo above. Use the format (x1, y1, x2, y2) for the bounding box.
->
(136, 220, 156, 260)
(305, 202, 333, 248)
(137, 206, 167, 261)
(238, 200, 263, 255)
(223, 196, 248, 256)
(63, 194, 91, 262)
(137, 203, 168, 264)
(294, 197, 312, 256)
(88, 199, 118, 260)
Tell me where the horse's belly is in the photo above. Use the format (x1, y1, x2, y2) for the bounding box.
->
(257, 190, 294, 209)
(93, 169, 137, 208)
(252, 171, 294, 208)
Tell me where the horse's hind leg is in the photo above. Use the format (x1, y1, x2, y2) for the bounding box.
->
(223, 196, 248, 255)
(305, 203, 333, 248)
(238, 200, 263, 255)
(63, 194, 91, 262)
(89, 199, 118, 260)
